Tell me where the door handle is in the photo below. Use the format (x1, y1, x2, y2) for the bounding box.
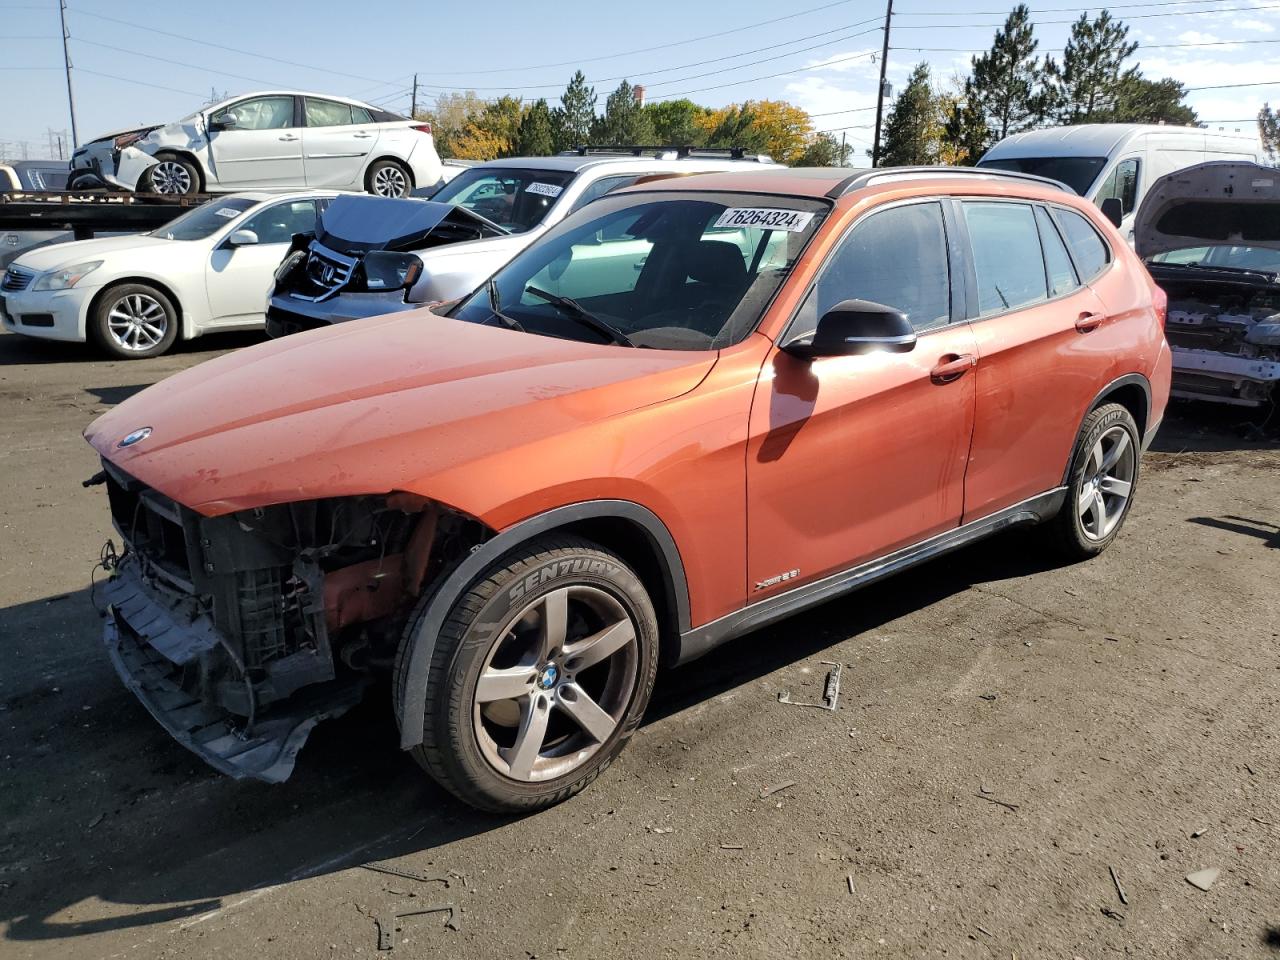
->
(278, 134, 300, 142)
(930, 353, 976, 383)
(1075, 312, 1105, 333)
(353, 133, 373, 139)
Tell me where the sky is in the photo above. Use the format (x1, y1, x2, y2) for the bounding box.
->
(1, 0, 1276, 161)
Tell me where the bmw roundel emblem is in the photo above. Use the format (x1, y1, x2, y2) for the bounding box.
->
(118, 426, 152, 448)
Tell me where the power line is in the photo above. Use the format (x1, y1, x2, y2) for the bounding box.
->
(894, 37, 1280, 52)
(890, 0, 1280, 29)
(651, 50, 879, 102)
(896, 0, 1246, 12)
(74, 66, 203, 98)
(1187, 78, 1280, 89)
(72, 37, 287, 88)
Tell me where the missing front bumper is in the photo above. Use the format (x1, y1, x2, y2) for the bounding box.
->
(102, 562, 365, 783)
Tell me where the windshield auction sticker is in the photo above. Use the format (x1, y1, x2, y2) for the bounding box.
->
(214, 208, 241, 218)
(714, 208, 814, 232)
(525, 182, 564, 197)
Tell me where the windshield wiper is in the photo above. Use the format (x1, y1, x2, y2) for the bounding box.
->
(488, 278, 525, 331)
(524, 285, 635, 347)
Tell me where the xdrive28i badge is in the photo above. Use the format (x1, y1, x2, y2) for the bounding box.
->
(118, 427, 152, 448)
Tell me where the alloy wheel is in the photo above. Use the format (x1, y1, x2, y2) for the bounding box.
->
(107, 293, 169, 352)
(1077, 424, 1135, 541)
(149, 161, 192, 195)
(472, 584, 639, 782)
(371, 165, 408, 197)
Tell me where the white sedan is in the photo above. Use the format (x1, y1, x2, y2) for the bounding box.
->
(69, 91, 442, 199)
(0, 191, 335, 358)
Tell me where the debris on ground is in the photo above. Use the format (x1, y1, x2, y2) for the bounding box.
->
(647, 825, 673, 834)
(1101, 906, 1125, 922)
(974, 793, 1019, 812)
(86, 813, 104, 830)
(719, 843, 743, 850)
(777, 662, 842, 711)
(1185, 868, 1220, 892)
(1109, 865, 1129, 905)
(1191, 827, 1208, 838)
(759, 780, 797, 799)
(374, 904, 459, 950)
(847, 875, 855, 895)
(362, 861, 452, 887)
(978, 693, 997, 702)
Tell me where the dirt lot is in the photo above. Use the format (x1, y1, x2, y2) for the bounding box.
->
(0, 327, 1277, 960)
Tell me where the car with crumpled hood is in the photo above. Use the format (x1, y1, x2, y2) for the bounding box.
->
(1138, 160, 1280, 406)
(264, 149, 779, 338)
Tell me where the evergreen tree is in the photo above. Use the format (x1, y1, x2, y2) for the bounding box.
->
(879, 62, 938, 166)
(797, 132, 853, 167)
(1044, 11, 1138, 123)
(590, 81, 656, 145)
(1259, 104, 1280, 164)
(1105, 76, 1197, 125)
(968, 4, 1048, 141)
(517, 99, 556, 156)
(555, 71, 597, 150)
(646, 99, 708, 146)
(942, 82, 993, 165)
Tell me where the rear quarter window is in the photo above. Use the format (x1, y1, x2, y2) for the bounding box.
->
(1054, 208, 1111, 281)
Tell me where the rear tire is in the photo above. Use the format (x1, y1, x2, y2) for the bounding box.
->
(1043, 402, 1141, 560)
(365, 159, 412, 198)
(396, 536, 659, 812)
(89, 283, 179, 359)
(142, 153, 200, 196)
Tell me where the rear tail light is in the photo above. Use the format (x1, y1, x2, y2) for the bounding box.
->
(411, 123, 433, 135)
(1152, 284, 1168, 329)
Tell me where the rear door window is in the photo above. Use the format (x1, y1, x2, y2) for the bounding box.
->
(1034, 205, 1079, 298)
(1054, 208, 1111, 281)
(962, 202, 1048, 316)
(305, 99, 353, 127)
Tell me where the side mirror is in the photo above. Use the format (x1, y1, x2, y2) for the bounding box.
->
(783, 299, 917, 360)
(227, 229, 259, 247)
(208, 111, 238, 131)
(1100, 196, 1123, 228)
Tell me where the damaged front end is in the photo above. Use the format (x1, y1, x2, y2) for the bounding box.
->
(93, 460, 483, 782)
(1137, 161, 1280, 407)
(70, 128, 162, 192)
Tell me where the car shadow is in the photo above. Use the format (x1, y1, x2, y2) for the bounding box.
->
(0, 527, 1062, 945)
(0, 329, 265, 366)
(1188, 515, 1280, 549)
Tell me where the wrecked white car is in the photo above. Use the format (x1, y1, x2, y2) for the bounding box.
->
(1139, 161, 1280, 407)
(68, 91, 441, 199)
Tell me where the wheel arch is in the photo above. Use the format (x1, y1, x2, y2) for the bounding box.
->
(150, 149, 207, 192)
(364, 154, 415, 191)
(395, 500, 690, 750)
(1061, 373, 1150, 485)
(87, 276, 186, 340)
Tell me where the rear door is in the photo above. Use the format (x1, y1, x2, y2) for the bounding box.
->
(301, 98, 379, 188)
(959, 199, 1116, 521)
(205, 199, 322, 325)
(207, 95, 304, 187)
(745, 199, 979, 595)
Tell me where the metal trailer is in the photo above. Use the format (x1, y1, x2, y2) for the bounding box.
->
(0, 191, 215, 241)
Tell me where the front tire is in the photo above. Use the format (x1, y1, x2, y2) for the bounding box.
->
(365, 159, 412, 198)
(89, 283, 179, 359)
(143, 153, 200, 196)
(399, 536, 659, 812)
(1044, 402, 1141, 560)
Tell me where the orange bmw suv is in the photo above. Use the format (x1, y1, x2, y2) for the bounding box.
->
(86, 167, 1171, 811)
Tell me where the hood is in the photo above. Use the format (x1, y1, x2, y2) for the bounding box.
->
(1134, 161, 1280, 259)
(85, 310, 717, 516)
(317, 195, 505, 255)
(13, 234, 169, 273)
(79, 124, 162, 148)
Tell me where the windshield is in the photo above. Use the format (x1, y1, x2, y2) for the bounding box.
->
(428, 167, 576, 233)
(1150, 245, 1280, 273)
(979, 156, 1107, 195)
(154, 198, 256, 240)
(450, 190, 827, 351)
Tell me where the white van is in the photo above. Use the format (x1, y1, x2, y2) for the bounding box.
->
(977, 124, 1264, 241)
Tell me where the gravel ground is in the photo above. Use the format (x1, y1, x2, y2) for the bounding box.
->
(1, 328, 1277, 960)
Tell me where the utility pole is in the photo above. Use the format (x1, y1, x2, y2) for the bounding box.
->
(410, 74, 419, 117)
(870, 0, 893, 167)
(840, 131, 847, 167)
(58, 0, 79, 148)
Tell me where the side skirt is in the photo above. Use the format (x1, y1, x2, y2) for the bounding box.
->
(673, 487, 1067, 666)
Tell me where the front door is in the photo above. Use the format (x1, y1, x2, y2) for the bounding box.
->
(746, 200, 978, 596)
(208, 95, 304, 187)
(206, 199, 320, 324)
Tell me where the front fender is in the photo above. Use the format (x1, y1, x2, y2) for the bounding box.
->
(394, 499, 689, 750)
(105, 147, 160, 191)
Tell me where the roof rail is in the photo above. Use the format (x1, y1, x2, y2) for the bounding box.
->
(561, 145, 774, 162)
(829, 165, 1074, 197)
